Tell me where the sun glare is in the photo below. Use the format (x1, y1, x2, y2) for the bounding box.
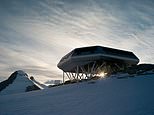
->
(98, 72, 107, 78)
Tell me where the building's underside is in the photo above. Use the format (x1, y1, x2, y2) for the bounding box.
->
(57, 46, 139, 82)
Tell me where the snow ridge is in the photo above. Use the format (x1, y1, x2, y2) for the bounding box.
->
(0, 70, 40, 95)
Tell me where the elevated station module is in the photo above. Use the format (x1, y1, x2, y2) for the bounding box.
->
(57, 46, 139, 82)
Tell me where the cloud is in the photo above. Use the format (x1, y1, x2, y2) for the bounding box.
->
(0, 0, 154, 82)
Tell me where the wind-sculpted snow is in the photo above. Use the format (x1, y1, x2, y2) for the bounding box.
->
(0, 74, 154, 115)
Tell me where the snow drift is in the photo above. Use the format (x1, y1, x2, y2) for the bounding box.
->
(0, 73, 154, 115)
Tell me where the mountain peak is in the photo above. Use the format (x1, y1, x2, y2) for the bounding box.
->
(16, 70, 26, 74)
(16, 70, 28, 77)
(0, 70, 40, 95)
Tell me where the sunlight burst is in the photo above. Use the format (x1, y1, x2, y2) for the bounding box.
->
(98, 71, 107, 78)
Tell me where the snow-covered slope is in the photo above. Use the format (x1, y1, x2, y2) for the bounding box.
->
(0, 70, 40, 95)
(0, 74, 154, 115)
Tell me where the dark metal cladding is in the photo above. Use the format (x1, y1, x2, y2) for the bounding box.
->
(57, 46, 139, 72)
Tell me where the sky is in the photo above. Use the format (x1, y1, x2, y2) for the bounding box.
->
(0, 0, 154, 83)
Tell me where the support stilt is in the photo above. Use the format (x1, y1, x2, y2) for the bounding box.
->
(63, 71, 65, 84)
(62, 61, 127, 83)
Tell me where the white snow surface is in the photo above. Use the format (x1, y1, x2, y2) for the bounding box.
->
(0, 74, 154, 115)
(0, 70, 36, 95)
